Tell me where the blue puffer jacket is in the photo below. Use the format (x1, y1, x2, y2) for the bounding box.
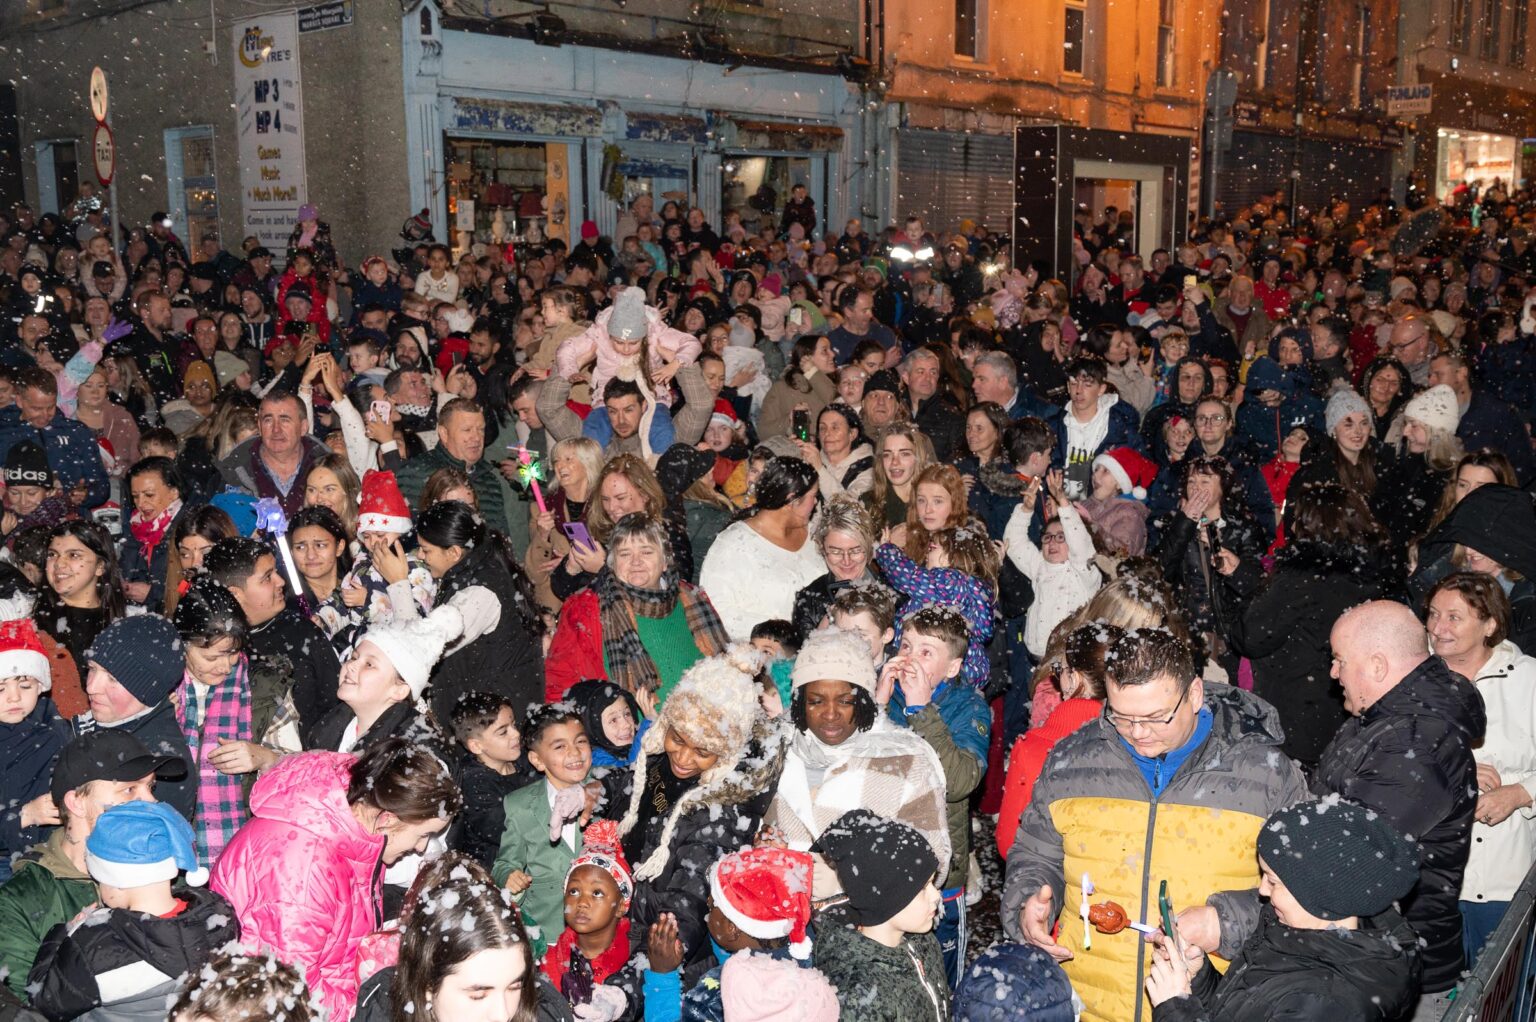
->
(0, 407, 109, 509)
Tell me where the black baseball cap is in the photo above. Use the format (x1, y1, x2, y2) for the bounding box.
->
(50, 729, 187, 808)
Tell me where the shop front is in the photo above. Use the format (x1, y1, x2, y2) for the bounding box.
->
(1411, 69, 1536, 202)
(1434, 128, 1521, 202)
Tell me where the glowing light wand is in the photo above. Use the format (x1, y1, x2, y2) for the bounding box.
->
(512, 445, 550, 515)
(253, 498, 308, 614)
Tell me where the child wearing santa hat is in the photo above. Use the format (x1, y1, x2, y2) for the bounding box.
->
(0, 610, 70, 883)
(642, 845, 824, 1022)
(328, 470, 437, 652)
(1078, 445, 1155, 557)
(29, 801, 240, 1021)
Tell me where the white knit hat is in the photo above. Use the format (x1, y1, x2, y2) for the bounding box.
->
(790, 627, 876, 695)
(355, 605, 465, 699)
(1402, 383, 1461, 437)
(656, 644, 766, 759)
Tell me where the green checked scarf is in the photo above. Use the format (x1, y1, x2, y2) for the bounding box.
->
(594, 567, 728, 696)
(175, 657, 253, 870)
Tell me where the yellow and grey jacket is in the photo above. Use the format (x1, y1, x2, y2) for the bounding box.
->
(1000, 685, 1307, 1022)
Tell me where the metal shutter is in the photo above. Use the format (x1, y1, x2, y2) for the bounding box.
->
(897, 129, 1014, 234)
(1300, 138, 1390, 212)
(1217, 130, 1292, 214)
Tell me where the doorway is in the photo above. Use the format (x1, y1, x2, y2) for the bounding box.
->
(1072, 160, 1167, 264)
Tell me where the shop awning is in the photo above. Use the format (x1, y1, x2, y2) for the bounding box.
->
(449, 97, 604, 138)
(625, 112, 711, 145)
(730, 119, 844, 152)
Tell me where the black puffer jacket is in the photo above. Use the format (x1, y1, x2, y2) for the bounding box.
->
(599, 717, 789, 986)
(429, 541, 544, 723)
(1152, 906, 1420, 1022)
(1217, 537, 1404, 768)
(1152, 509, 1270, 638)
(1312, 656, 1486, 992)
(1372, 448, 1448, 547)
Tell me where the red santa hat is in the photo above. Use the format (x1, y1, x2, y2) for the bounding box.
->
(357, 470, 413, 535)
(1093, 446, 1158, 500)
(0, 615, 50, 690)
(566, 819, 634, 907)
(709, 399, 741, 432)
(708, 846, 814, 959)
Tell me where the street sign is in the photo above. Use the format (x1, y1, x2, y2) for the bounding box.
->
(92, 123, 115, 185)
(298, 0, 352, 33)
(89, 66, 109, 123)
(1387, 84, 1433, 117)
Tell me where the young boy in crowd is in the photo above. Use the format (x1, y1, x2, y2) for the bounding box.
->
(749, 619, 800, 714)
(879, 605, 989, 987)
(29, 800, 239, 1020)
(345, 334, 389, 389)
(568, 680, 640, 771)
(492, 703, 593, 956)
(450, 691, 535, 873)
(542, 819, 638, 1020)
(811, 809, 949, 1021)
(0, 615, 69, 883)
(642, 845, 818, 1022)
(830, 586, 898, 670)
(137, 428, 179, 461)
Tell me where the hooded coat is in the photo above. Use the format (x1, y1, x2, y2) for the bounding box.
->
(566, 679, 642, 769)
(1371, 448, 1449, 548)
(28, 885, 240, 1022)
(429, 540, 544, 724)
(1411, 485, 1536, 649)
(210, 751, 385, 1021)
(1151, 907, 1421, 1022)
(0, 699, 70, 862)
(1216, 536, 1404, 768)
(1311, 656, 1487, 993)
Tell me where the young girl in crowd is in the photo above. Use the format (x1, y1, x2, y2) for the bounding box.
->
(1004, 469, 1102, 663)
(567, 679, 641, 769)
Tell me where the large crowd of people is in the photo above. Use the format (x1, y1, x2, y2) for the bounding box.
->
(0, 179, 1532, 1021)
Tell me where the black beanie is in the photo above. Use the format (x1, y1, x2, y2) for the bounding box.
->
(85, 614, 186, 709)
(1256, 797, 1419, 921)
(4, 440, 54, 489)
(863, 369, 903, 397)
(812, 809, 938, 927)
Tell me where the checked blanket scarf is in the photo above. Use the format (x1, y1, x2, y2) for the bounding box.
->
(175, 656, 253, 869)
(594, 567, 727, 696)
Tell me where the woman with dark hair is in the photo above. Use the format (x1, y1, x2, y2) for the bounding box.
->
(171, 577, 266, 870)
(758, 334, 836, 441)
(1291, 388, 1384, 500)
(353, 856, 554, 1022)
(698, 456, 823, 640)
(544, 513, 729, 706)
(119, 455, 187, 609)
(287, 505, 356, 651)
(211, 739, 462, 1021)
(1361, 356, 1414, 443)
(1151, 456, 1268, 677)
(36, 520, 125, 676)
(761, 627, 948, 901)
(1213, 481, 1403, 767)
(164, 504, 239, 615)
(795, 401, 875, 500)
(1424, 572, 1536, 966)
(417, 500, 545, 722)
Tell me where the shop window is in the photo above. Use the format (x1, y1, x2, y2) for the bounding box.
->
(1449, 0, 1473, 50)
(164, 126, 220, 254)
(1064, 0, 1086, 76)
(1512, 0, 1529, 66)
(1156, 0, 1175, 87)
(1480, 0, 1503, 61)
(444, 137, 569, 261)
(955, 0, 985, 60)
(721, 155, 819, 239)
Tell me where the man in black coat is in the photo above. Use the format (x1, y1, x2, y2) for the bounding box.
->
(1430, 349, 1536, 485)
(1311, 601, 1485, 1018)
(901, 346, 965, 462)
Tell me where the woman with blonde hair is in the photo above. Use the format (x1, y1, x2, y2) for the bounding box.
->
(550, 453, 690, 605)
(1375, 383, 1465, 546)
(863, 424, 936, 527)
(527, 437, 605, 611)
(790, 494, 889, 641)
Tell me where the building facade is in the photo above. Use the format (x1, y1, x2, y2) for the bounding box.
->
(1398, 0, 1536, 202)
(1211, 0, 1403, 216)
(871, 0, 1221, 237)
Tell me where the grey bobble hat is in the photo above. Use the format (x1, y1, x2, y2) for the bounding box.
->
(608, 286, 649, 342)
(1324, 388, 1372, 436)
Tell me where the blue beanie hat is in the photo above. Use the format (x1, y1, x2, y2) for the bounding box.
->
(86, 614, 185, 709)
(1245, 356, 1287, 394)
(86, 800, 208, 888)
(954, 943, 1078, 1022)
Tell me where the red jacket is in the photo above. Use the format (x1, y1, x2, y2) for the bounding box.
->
(996, 698, 1103, 860)
(545, 588, 608, 700)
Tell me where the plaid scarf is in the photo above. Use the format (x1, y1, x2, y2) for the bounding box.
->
(175, 656, 253, 868)
(594, 568, 728, 696)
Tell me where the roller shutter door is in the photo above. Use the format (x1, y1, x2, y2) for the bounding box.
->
(896, 129, 1014, 234)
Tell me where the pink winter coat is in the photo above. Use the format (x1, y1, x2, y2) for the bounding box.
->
(554, 303, 701, 407)
(211, 751, 383, 1021)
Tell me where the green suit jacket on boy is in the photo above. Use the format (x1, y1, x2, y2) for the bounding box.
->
(492, 780, 582, 957)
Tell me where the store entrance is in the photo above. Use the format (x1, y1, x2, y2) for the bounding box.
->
(443, 136, 572, 262)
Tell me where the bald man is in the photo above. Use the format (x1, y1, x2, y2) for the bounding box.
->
(1315, 600, 1486, 1018)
